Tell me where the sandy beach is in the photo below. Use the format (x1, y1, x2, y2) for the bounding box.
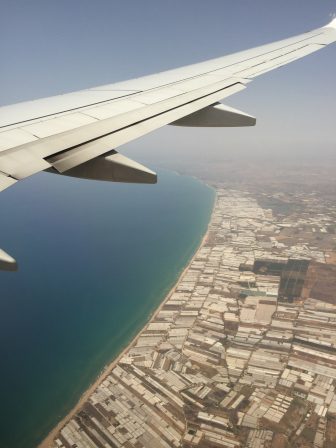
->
(38, 201, 214, 448)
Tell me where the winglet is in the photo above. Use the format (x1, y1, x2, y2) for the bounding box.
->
(0, 248, 18, 271)
(324, 16, 336, 29)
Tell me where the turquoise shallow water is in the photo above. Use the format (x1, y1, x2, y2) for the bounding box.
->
(0, 169, 214, 448)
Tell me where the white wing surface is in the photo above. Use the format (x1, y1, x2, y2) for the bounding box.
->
(0, 18, 336, 268)
(1, 19, 336, 190)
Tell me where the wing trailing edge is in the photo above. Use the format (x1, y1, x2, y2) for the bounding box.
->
(1, 17, 336, 269)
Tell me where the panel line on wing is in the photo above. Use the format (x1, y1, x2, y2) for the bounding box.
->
(47, 83, 246, 172)
(0, 20, 335, 192)
(0, 91, 142, 130)
(46, 82, 242, 167)
(181, 31, 325, 79)
(233, 43, 326, 77)
(0, 31, 326, 131)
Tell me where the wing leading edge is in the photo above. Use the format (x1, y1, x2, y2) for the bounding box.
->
(0, 18, 336, 269)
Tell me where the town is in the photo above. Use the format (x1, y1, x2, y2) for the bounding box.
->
(51, 187, 336, 448)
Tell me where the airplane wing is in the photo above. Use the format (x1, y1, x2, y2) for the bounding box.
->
(1, 18, 336, 269)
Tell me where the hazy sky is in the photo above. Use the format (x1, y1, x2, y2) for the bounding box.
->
(1, 0, 336, 165)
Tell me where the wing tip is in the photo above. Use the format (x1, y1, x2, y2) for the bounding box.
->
(324, 16, 336, 29)
(0, 249, 18, 271)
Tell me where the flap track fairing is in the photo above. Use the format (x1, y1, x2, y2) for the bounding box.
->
(170, 103, 256, 127)
(46, 151, 157, 184)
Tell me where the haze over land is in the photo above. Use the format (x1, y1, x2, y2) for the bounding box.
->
(45, 162, 336, 448)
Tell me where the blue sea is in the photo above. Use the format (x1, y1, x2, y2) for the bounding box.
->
(0, 169, 214, 448)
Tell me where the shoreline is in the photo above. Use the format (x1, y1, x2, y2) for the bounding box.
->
(38, 192, 216, 448)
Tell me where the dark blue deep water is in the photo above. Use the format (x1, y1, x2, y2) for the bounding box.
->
(0, 169, 214, 448)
